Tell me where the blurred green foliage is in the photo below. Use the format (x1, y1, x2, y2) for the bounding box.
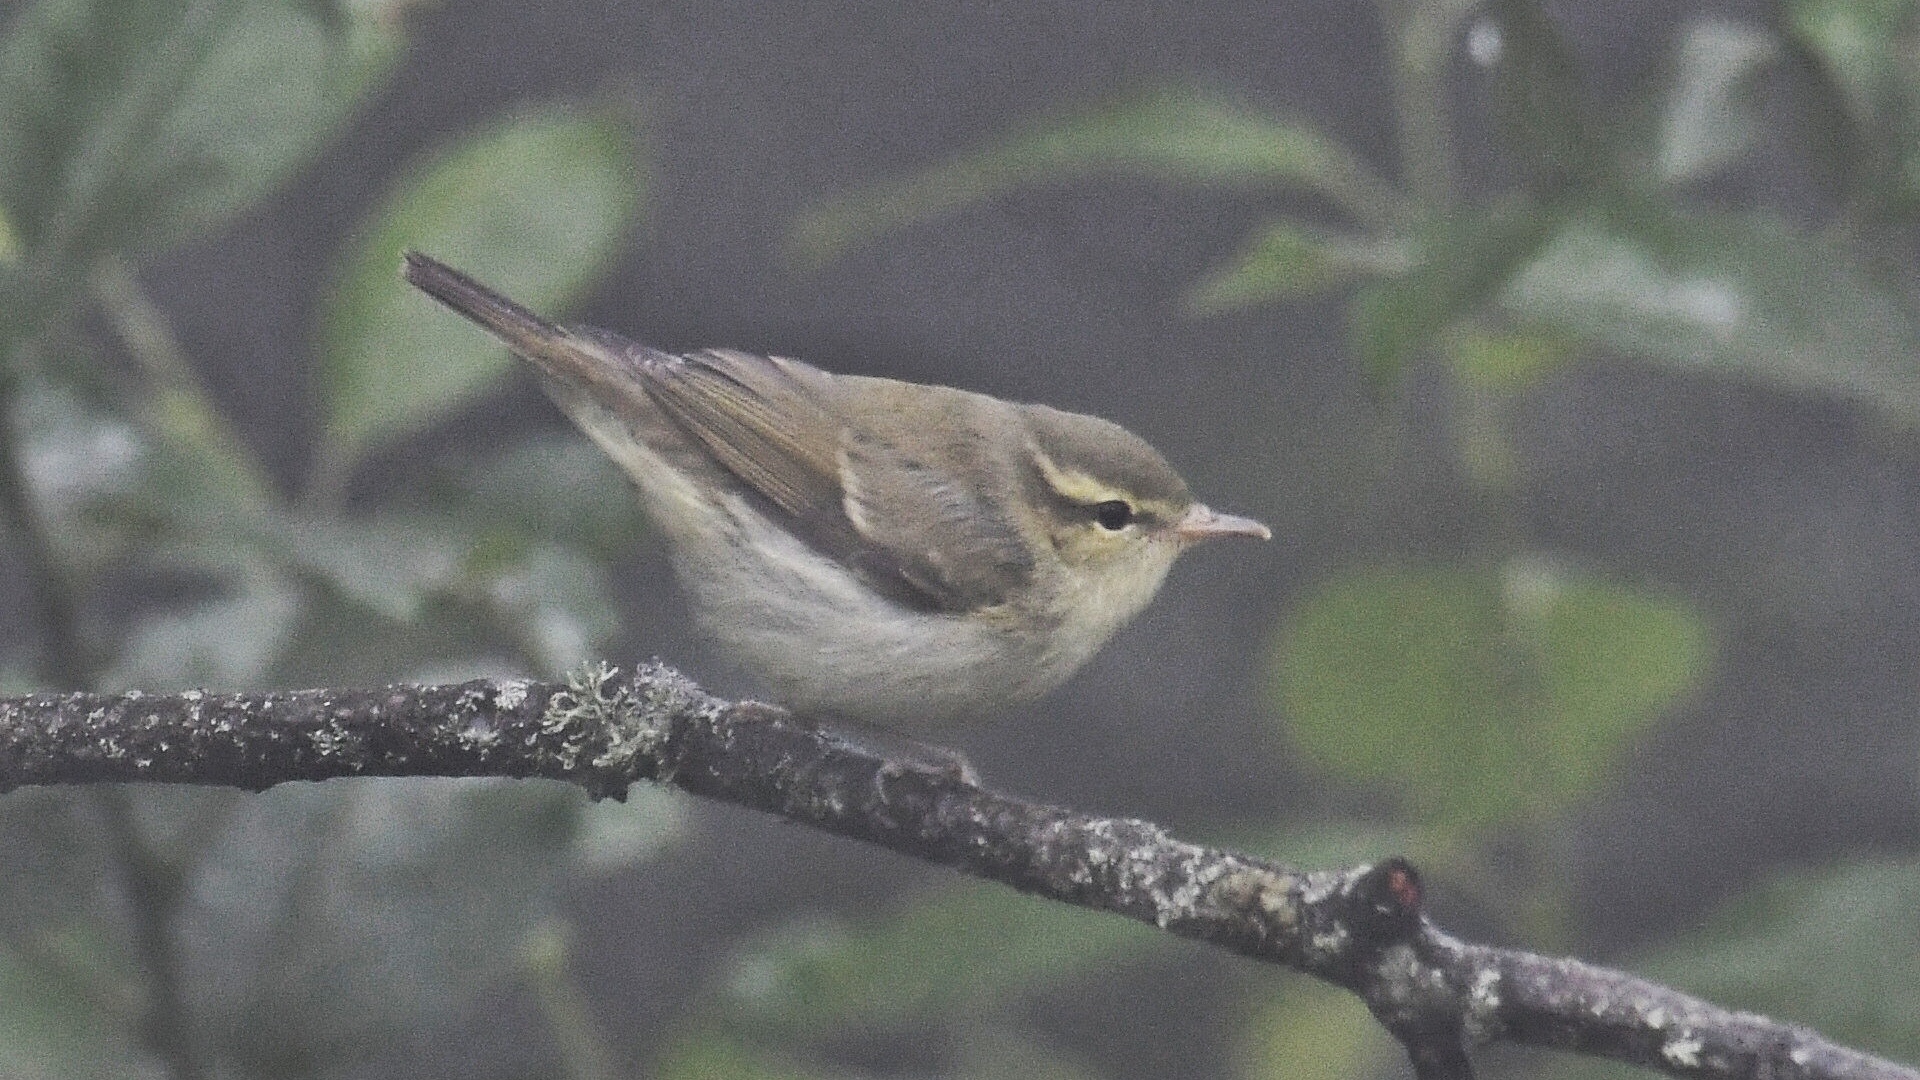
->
(0, 0, 396, 268)
(658, 1035, 835, 1080)
(1236, 982, 1393, 1080)
(787, 89, 1408, 268)
(0, 0, 674, 1075)
(1277, 563, 1708, 835)
(1501, 206, 1920, 410)
(2, 0, 1918, 1078)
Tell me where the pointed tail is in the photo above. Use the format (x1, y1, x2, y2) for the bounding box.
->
(401, 251, 591, 375)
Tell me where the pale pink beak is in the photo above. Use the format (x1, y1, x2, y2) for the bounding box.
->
(1174, 503, 1272, 543)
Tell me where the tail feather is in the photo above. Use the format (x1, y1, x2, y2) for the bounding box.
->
(401, 251, 596, 377)
(402, 251, 702, 468)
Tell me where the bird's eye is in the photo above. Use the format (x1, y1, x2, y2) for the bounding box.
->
(1094, 499, 1134, 531)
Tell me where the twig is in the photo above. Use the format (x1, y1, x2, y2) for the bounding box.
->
(0, 664, 1908, 1080)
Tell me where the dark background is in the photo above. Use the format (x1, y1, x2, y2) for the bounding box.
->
(26, 0, 1918, 1076)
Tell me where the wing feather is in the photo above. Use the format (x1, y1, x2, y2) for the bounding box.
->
(642, 348, 1033, 614)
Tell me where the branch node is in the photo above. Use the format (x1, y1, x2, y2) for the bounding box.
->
(1350, 856, 1425, 942)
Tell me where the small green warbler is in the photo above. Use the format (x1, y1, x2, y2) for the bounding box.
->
(404, 252, 1268, 729)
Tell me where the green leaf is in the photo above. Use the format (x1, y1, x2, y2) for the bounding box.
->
(1208, 822, 1421, 872)
(1501, 209, 1920, 414)
(658, 1034, 833, 1080)
(1783, 0, 1915, 128)
(1185, 223, 1400, 314)
(1781, 0, 1920, 212)
(1276, 568, 1525, 827)
(790, 88, 1402, 265)
(1239, 981, 1394, 1080)
(316, 109, 643, 476)
(1512, 562, 1712, 800)
(1349, 203, 1562, 392)
(1274, 564, 1710, 828)
(950, 1031, 1105, 1080)
(0, 0, 402, 264)
(0, 206, 18, 264)
(1441, 325, 1575, 392)
(724, 881, 1158, 1036)
(1657, 18, 1778, 184)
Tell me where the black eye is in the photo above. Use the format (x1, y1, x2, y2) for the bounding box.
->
(1094, 500, 1134, 531)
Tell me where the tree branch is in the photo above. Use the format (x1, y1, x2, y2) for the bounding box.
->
(0, 663, 1907, 1080)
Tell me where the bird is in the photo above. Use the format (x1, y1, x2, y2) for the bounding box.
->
(402, 251, 1269, 730)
